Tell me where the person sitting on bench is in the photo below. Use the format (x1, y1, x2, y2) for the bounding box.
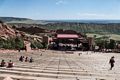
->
(29, 57, 33, 63)
(7, 60, 14, 68)
(0, 60, 6, 67)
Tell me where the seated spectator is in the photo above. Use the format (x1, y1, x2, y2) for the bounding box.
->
(29, 57, 33, 63)
(40, 53, 42, 56)
(7, 60, 14, 68)
(22, 56, 25, 61)
(0, 60, 6, 67)
(19, 56, 23, 62)
(25, 57, 28, 62)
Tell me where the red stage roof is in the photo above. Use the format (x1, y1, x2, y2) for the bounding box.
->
(57, 34, 79, 39)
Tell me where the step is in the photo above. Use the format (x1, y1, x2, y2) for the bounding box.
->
(0, 68, 119, 79)
(0, 67, 89, 76)
(0, 74, 117, 80)
(0, 69, 58, 78)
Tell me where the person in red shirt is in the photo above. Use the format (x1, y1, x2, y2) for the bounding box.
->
(25, 57, 28, 62)
(7, 60, 14, 68)
(0, 60, 6, 67)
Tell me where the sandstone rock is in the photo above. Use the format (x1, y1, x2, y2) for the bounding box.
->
(0, 22, 42, 42)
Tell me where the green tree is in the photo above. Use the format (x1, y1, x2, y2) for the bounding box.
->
(95, 37, 109, 49)
(42, 42, 48, 49)
(0, 39, 5, 48)
(108, 39, 116, 49)
(15, 37, 24, 49)
(31, 41, 43, 49)
(31, 42, 37, 49)
(36, 42, 43, 49)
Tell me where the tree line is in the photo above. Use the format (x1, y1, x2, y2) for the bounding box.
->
(0, 37, 47, 50)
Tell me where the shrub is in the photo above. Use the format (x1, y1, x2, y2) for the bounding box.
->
(15, 37, 24, 49)
(31, 41, 43, 49)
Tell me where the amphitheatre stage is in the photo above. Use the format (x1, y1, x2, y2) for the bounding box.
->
(0, 50, 120, 80)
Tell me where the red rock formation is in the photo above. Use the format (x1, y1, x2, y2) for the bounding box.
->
(0, 23, 16, 38)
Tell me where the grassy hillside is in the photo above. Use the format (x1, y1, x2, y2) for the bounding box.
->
(1, 17, 120, 36)
(43, 23, 120, 35)
(87, 33, 120, 41)
(9, 22, 120, 35)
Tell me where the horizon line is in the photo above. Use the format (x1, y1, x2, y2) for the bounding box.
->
(1, 16, 120, 21)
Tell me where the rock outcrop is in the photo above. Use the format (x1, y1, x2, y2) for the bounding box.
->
(0, 21, 42, 42)
(0, 22, 16, 39)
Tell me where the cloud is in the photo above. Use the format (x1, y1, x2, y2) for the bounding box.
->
(56, 0, 67, 5)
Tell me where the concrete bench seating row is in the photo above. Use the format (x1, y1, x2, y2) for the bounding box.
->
(0, 51, 120, 80)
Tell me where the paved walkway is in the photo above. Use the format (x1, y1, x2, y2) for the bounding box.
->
(0, 50, 120, 80)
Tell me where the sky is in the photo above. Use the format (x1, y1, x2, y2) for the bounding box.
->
(0, 0, 120, 20)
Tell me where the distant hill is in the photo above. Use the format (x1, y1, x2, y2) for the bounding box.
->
(1, 17, 120, 24)
(46, 20, 120, 24)
(0, 17, 31, 22)
(1, 17, 120, 36)
(0, 17, 48, 24)
(42, 23, 120, 35)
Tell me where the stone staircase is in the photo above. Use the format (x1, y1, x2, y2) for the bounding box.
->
(0, 51, 120, 80)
